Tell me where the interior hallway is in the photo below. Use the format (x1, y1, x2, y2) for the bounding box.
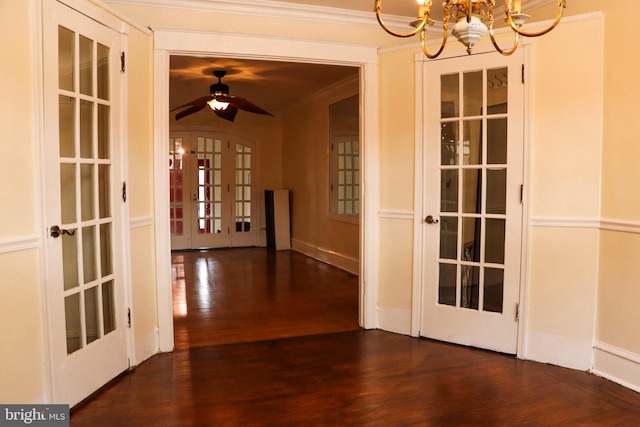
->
(70, 249, 640, 426)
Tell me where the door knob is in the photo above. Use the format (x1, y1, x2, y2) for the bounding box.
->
(50, 225, 76, 238)
(425, 215, 439, 224)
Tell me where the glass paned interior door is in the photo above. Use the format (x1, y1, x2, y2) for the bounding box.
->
(169, 132, 257, 249)
(438, 67, 508, 314)
(196, 136, 223, 234)
(58, 25, 116, 354)
(235, 143, 252, 233)
(169, 137, 185, 237)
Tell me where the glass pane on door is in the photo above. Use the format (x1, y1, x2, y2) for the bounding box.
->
(169, 138, 185, 236)
(196, 136, 221, 234)
(235, 143, 252, 232)
(58, 26, 115, 354)
(438, 68, 509, 314)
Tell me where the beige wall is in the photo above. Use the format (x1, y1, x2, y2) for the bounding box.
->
(282, 79, 360, 265)
(524, 14, 604, 369)
(125, 27, 157, 364)
(0, 1, 47, 403)
(597, 2, 640, 358)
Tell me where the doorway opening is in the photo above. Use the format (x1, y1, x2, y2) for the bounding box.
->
(153, 30, 380, 351)
(168, 56, 363, 347)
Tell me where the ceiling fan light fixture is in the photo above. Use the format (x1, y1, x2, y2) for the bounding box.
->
(208, 98, 230, 111)
(171, 69, 274, 122)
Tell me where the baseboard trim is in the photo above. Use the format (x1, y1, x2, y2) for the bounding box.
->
(524, 330, 593, 371)
(290, 239, 358, 275)
(134, 329, 159, 367)
(592, 341, 640, 394)
(377, 306, 412, 336)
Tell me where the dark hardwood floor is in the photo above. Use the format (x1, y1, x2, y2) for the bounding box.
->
(171, 248, 360, 348)
(71, 248, 640, 426)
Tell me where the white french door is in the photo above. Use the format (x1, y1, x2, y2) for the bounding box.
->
(170, 131, 257, 250)
(420, 51, 524, 354)
(42, 0, 129, 406)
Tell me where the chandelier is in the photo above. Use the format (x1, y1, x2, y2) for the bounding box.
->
(374, 0, 566, 58)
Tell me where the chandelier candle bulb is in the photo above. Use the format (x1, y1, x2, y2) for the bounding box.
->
(374, 0, 566, 59)
(514, 0, 522, 13)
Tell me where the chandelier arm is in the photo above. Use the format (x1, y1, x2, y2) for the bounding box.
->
(419, 5, 451, 60)
(488, 26, 520, 56)
(420, 28, 448, 59)
(487, 4, 520, 56)
(374, 0, 428, 38)
(506, 0, 566, 38)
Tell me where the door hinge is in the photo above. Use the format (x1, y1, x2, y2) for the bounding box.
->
(121, 52, 126, 73)
(520, 184, 524, 204)
(521, 64, 525, 84)
(515, 303, 520, 322)
(127, 308, 132, 328)
(122, 181, 127, 203)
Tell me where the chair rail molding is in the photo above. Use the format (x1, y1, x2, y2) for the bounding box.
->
(0, 235, 41, 254)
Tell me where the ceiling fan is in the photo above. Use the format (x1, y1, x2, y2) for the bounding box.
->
(171, 70, 274, 122)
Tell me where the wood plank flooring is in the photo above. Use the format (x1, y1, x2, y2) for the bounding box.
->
(171, 248, 360, 348)
(71, 248, 640, 426)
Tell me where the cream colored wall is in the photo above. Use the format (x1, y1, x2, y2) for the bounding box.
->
(105, 3, 404, 49)
(376, 47, 417, 325)
(125, 27, 158, 364)
(0, 1, 48, 403)
(524, 15, 604, 369)
(281, 80, 359, 263)
(0, 250, 46, 403)
(596, 2, 640, 359)
(0, 2, 38, 238)
(597, 232, 640, 355)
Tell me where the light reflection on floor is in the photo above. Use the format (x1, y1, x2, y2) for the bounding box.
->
(195, 258, 212, 312)
(172, 255, 187, 318)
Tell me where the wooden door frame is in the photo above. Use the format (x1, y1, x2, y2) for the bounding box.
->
(411, 44, 533, 359)
(152, 29, 380, 352)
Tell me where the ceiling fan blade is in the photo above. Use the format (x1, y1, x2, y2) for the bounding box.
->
(214, 105, 238, 122)
(171, 96, 213, 120)
(218, 95, 274, 116)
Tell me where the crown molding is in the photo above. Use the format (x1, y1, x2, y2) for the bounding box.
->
(105, 0, 414, 30)
(105, 0, 560, 30)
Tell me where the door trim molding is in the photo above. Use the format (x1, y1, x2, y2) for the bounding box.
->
(153, 29, 380, 351)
